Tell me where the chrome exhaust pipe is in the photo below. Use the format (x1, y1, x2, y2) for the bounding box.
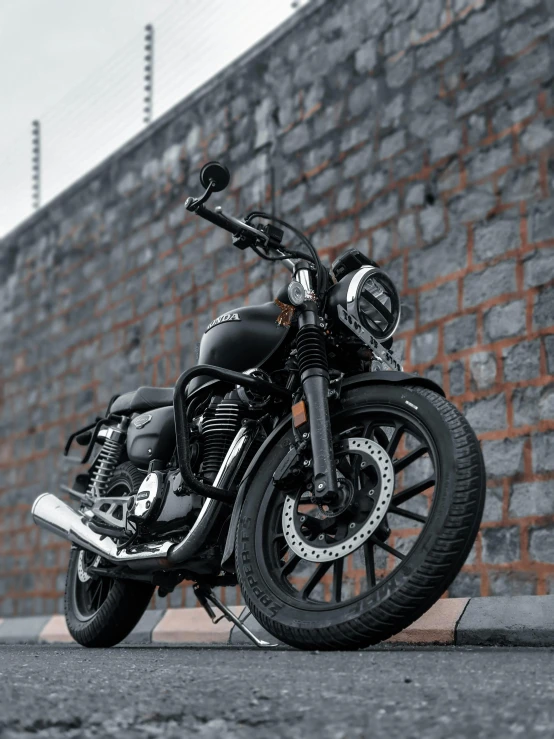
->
(32, 493, 172, 569)
(32, 424, 256, 571)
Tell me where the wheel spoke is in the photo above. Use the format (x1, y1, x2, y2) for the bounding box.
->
(387, 423, 405, 457)
(362, 421, 375, 438)
(393, 444, 428, 473)
(363, 542, 376, 587)
(337, 456, 354, 480)
(280, 553, 301, 578)
(393, 476, 435, 506)
(372, 426, 389, 449)
(300, 562, 332, 600)
(388, 504, 427, 524)
(90, 580, 102, 611)
(332, 558, 343, 603)
(350, 454, 362, 483)
(370, 535, 405, 560)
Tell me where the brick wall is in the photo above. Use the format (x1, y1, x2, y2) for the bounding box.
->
(1, 0, 554, 616)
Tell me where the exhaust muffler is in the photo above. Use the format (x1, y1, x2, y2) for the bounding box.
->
(32, 493, 172, 569)
(32, 426, 255, 571)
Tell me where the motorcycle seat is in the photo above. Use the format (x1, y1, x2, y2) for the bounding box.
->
(110, 386, 174, 414)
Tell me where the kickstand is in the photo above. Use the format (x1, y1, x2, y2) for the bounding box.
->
(193, 584, 278, 648)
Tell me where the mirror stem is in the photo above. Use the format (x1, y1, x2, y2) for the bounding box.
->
(185, 179, 216, 212)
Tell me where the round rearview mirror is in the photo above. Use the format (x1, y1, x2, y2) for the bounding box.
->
(200, 161, 231, 192)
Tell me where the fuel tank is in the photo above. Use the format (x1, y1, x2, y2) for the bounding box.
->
(189, 301, 290, 394)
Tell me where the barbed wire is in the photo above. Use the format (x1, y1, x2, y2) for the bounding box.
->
(0, 0, 296, 238)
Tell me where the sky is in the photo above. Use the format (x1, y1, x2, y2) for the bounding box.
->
(0, 0, 296, 236)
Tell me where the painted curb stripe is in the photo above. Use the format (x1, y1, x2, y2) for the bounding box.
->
(3, 596, 554, 646)
(39, 614, 73, 643)
(387, 597, 469, 645)
(230, 598, 470, 646)
(152, 606, 245, 643)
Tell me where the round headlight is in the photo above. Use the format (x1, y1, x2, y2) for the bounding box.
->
(346, 266, 401, 341)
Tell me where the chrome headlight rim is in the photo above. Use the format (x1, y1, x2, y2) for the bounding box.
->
(346, 266, 401, 342)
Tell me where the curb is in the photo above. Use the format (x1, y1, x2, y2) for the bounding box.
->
(1, 596, 553, 647)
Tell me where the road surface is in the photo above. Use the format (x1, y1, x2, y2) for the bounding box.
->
(0, 645, 553, 738)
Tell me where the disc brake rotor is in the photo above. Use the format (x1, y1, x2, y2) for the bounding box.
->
(77, 550, 101, 583)
(282, 437, 394, 563)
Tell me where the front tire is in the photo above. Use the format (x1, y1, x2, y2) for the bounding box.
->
(236, 384, 485, 650)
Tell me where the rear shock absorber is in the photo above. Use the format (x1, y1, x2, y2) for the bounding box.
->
(86, 418, 129, 497)
(293, 263, 338, 502)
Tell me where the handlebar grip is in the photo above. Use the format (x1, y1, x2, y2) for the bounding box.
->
(194, 203, 240, 236)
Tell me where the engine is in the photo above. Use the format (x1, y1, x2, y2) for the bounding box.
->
(198, 372, 269, 484)
(126, 468, 202, 537)
(199, 396, 243, 482)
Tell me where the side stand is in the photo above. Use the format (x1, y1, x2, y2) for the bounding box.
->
(193, 584, 278, 649)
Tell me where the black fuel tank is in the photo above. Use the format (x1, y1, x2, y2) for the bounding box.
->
(189, 301, 290, 393)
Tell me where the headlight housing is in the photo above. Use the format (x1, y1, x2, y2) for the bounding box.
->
(328, 266, 401, 342)
(346, 266, 401, 341)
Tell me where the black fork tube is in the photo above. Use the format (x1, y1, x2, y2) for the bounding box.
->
(294, 268, 338, 501)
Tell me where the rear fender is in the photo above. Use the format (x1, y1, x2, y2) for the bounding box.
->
(220, 370, 444, 571)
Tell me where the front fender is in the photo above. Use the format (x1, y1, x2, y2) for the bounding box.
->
(220, 370, 443, 572)
(341, 370, 445, 397)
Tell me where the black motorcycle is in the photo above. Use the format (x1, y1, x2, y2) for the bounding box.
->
(32, 161, 485, 649)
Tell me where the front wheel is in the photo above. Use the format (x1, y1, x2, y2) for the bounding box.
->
(236, 383, 486, 650)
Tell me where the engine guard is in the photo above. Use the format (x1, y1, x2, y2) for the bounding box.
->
(220, 370, 444, 571)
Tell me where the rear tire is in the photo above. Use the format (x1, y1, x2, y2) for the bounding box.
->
(236, 383, 485, 650)
(65, 462, 154, 648)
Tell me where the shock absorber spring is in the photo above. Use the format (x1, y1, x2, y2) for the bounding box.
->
(86, 427, 127, 497)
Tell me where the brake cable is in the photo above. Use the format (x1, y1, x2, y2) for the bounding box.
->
(245, 211, 328, 301)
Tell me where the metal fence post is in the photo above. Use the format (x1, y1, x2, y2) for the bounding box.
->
(144, 24, 154, 125)
(31, 120, 41, 210)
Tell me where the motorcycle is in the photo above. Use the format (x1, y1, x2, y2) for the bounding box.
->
(32, 161, 486, 649)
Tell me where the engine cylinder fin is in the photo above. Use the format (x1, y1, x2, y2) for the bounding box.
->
(201, 401, 242, 483)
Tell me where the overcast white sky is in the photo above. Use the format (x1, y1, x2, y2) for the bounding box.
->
(0, 0, 173, 147)
(0, 0, 296, 236)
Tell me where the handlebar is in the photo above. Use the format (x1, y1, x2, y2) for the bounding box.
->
(185, 196, 295, 271)
(187, 201, 240, 236)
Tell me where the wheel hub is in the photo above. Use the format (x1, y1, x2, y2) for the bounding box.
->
(282, 437, 394, 563)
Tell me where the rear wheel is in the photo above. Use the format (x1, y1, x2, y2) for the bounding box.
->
(65, 463, 154, 647)
(236, 383, 485, 650)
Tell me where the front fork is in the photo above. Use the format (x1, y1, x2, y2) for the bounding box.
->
(292, 263, 339, 502)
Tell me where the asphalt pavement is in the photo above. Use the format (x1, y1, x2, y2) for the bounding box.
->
(0, 645, 553, 738)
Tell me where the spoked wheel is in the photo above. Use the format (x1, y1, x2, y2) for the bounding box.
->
(270, 405, 436, 608)
(236, 383, 485, 650)
(65, 462, 154, 648)
(72, 550, 113, 620)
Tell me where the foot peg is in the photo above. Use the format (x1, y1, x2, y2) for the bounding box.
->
(193, 584, 278, 648)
